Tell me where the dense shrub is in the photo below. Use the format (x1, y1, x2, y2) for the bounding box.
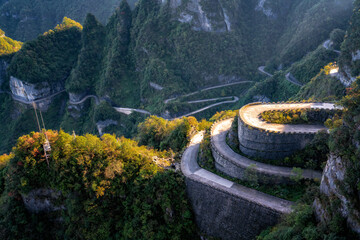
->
(0, 29, 22, 56)
(7, 17, 82, 84)
(137, 116, 198, 152)
(0, 131, 198, 240)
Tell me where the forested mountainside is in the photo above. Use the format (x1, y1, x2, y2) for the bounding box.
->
(0, 0, 138, 41)
(0, 0, 360, 239)
(0, 28, 21, 56)
(0, 0, 357, 154)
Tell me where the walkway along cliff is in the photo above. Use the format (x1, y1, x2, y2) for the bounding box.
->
(181, 131, 293, 240)
(181, 102, 340, 239)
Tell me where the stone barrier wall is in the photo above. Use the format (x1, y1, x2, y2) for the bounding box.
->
(238, 116, 315, 160)
(210, 118, 322, 184)
(185, 177, 286, 240)
(237, 101, 338, 160)
(181, 132, 293, 240)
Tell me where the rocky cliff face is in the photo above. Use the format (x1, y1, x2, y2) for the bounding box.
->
(314, 154, 360, 235)
(9, 76, 63, 102)
(255, 0, 275, 18)
(21, 189, 64, 213)
(175, 0, 230, 32)
(0, 0, 122, 41)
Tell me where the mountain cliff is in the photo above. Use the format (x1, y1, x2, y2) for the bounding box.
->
(0, 0, 138, 41)
(0, 0, 357, 154)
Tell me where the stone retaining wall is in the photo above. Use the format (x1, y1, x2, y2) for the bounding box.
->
(185, 177, 287, 240)
(181, 132, 293, 240)
(210, 118, 322, 184)
(238, 116, 315, 160)
(238, 102, 338, 160)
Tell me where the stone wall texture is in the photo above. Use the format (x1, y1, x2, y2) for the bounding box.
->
(238, 116, 315, 160)
(185, 177, 285, 240)
(210, 118, 322, 184)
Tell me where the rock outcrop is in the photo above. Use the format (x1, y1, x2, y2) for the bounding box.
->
(21, 189, 64, 213)
(96, 120, 118, 136)
(314, 154, 360, 235)
(255, 0, 275, 18)
(9, 76, 63, 102)
(172, 0, 231, 32)
(337, 65, 357, 87)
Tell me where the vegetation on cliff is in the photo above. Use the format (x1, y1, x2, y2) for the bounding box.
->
(339, 0, 360, 78)
(66, 14, 105, 93)
(7, 17, 82, 84)
(0, 0, 126, 41)
(258, 78, 360, 240)
(0, 130, 198, 239)
(137, 116, 199, 152)
(294, 63, 346, 101)
(0, 29, 22, 56)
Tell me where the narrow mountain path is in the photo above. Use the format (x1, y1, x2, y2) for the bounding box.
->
(211, 118, 323, 180)
(69, 95, 99, 105)
(10, 80, 248, 119)
(68, 94, 238, 118)
(258, 65, 303, 87)
(187, 96, 234, 104)
(164, 81, 253, 104)
(181, 131, 294, 214)
(323, 39, 341, 54)
(258, 66, 273, 77)
(240, 102, 340, 133)
(285, 72, 303, 87)
(114, 107, 151, 115)
(177, 97, 239, 118)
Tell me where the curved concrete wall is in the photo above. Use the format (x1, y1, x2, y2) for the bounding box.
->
(238, 117, 315, 160)
(237, 102, 339, 160)
(181, 132, 293, 240)
(210, 118, 322, 185)
(185, 177, 287, 240)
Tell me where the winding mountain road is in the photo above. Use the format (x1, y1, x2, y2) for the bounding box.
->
(69, 95, 99, 105)
(211, 118, 323, 180)
(285, 72, 303, 87)
(114, 107, 151, 115)
(164, 81, 253, 104)
(187, 96, 234, 104)
(179, 97, 239, 118)
(10, 80, 250, 119)
(68, 93, 240, 118)
(181, 131, 294, 214)
(258, 66, 303, 87)
(240, 102, 339, 133)
(258, 66, 273, 77)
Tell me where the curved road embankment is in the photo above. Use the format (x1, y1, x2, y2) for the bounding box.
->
(238, 102, 342, 160)
(258, 66, 273, 77)
(285, 72, 303, 87)
(181, 131, 293, 240)
(258, 66, 304, 87)
(178, 97, 239, 118)
(240, 102, 338, 133)
(211, 118, 322, 184)
(70, 94, 240, 119)
(69, 95, 99, 105)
